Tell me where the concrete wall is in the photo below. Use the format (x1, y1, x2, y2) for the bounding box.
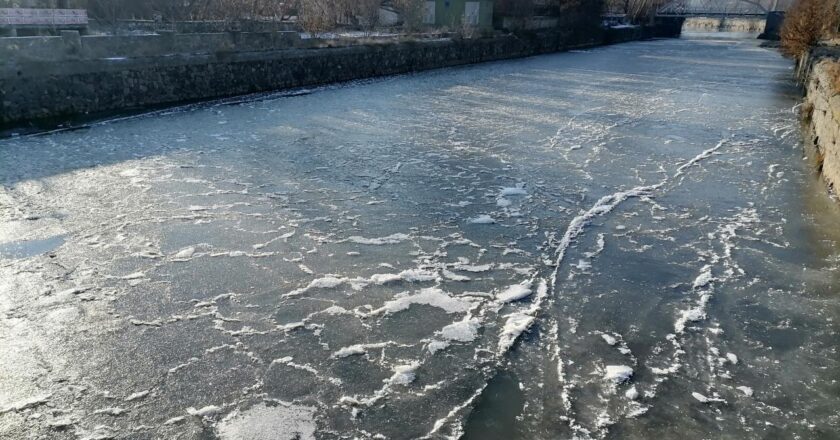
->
(88, 18, 296, 35)
(0, 31, 303, 63)
(0, 24, 681, 128)
(683, 17, 765, 33)
(801, 55, 840, 192)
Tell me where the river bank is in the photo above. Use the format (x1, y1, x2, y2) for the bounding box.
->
(0, 22, 682, 133)
(797, 46, 840, 196)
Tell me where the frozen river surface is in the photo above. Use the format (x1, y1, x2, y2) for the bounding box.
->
(2, 35, 840, 440)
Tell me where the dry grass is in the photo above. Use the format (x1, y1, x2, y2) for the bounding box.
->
(781, 0, 839, 58)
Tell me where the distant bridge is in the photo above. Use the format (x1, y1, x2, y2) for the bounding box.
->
(657, 0, 791, 17)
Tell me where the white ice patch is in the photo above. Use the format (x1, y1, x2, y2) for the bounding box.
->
(347, 233, 411, 245)
(284, 276, 366, 297)
(427, 340, 450, 354)
(736, 386, 754, 397)
(93, 407, 127, 416)
(675, 140, 727, 177)
(187, 405, 222, 417)
(125, 390, 150, 402)
(573, 259, 592, 271)
(495, 282, 533, 303)
(308, 276, 345, 289)
(386, 362, 420, 386)
(0, 394, 52, 415)
(321, 305, 349, 315)
(692, 265, 714, 289)
(172, 247, 196, 260)
(601, 334, 618, 346)
(499, 187, 527, 196)
(497, 313, 536, 355)
(454, 263, 493, 272)
(369, 269, 439, 285)
(625, 386, 639, 400)
(332, 342, 389, 358)
(372, 287, 474, 315)
(691, 392, 725, 404)
(439, 317, 481, 343)
(604, 365, 634, 384)
(216, 403, 317, 440)
(674, 293, 711, 333)
(442, 270, 471, 282)
(726, 353, 738, 365)
(468, 215, 496, 225)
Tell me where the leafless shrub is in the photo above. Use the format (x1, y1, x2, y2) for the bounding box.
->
(298, 0, 337, 32)
(394, 0, 425, 32)
(355, 0, 382, 32)
(781, 0, 838, 58)
(604, 0, 667, 23)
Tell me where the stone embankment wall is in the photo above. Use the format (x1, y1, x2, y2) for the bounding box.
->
(0, 22, 682, 129)
(683, 17, 766, 33)
(799, 50, 840, 192)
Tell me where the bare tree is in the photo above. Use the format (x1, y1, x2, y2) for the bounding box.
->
(393, 0, 425, 31)
(299, 0, 337, 32)
(781, 0, 838, 57)
(355, 0, 381, 31)
(604, 0, 666, 22)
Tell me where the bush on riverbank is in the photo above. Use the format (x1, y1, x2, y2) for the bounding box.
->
(781, 0, 839, 58)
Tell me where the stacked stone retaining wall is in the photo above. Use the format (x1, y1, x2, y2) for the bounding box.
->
(799, 51, 840, 192)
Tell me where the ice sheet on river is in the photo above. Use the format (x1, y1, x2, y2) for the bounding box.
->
(2, 34, 840, 440)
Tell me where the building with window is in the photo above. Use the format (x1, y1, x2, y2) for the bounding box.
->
(424, 0, 494, 30)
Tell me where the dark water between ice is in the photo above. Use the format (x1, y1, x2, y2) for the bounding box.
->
(1, 33, 839, 439)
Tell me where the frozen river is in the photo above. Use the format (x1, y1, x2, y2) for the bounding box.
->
(2, 34, 840, 439)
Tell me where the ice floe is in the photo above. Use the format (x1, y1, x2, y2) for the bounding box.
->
(604, 365, 634, 384)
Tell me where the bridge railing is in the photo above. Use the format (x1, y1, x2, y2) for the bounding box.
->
(0, 8, 89, 28)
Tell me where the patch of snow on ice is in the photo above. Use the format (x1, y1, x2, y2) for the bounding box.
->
(216, 403, 316, 440)
(331, 342, 390, 358)
(439, 317, 481, 343)
(173, 247, 196, 260)
(736, 386, 754, 397)
(691, 392, 725, 404)
(468, 215, 496, 225)
(373, 287, 473, 315)
(347, 233, 411, 245)
(499, 187, 528, 196)
(604, 365, 634, 383)
(497, 313, 536, 355)
(186, 405, 222, 417)
(496, 282, 533, 303)
(692, 265, 714, 289)
(387, 362, 420, 386)
(601, 334, 617, 346)
(125, 390, 150, 402)
(355, 269, 439, 286)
